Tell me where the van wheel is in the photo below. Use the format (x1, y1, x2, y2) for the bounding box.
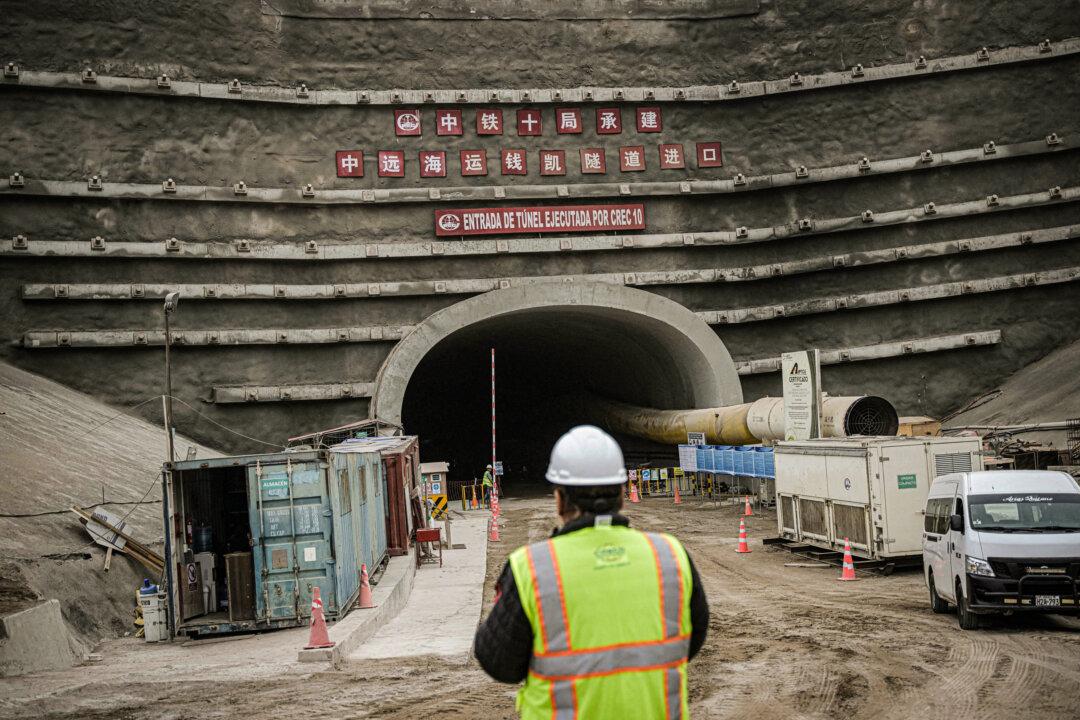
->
(928, 572, 949, 614)
(955, 581, 980, 630)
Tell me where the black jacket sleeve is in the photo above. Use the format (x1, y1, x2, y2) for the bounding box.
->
(685, 553, 709, 661)
(474, 561, 533, 683)
(474, 552, 711, 681)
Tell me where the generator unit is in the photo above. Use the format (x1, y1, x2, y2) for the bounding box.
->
(774, 436, 984, 560)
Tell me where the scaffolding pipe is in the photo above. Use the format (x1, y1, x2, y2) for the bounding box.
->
(590, 395, 899, 445)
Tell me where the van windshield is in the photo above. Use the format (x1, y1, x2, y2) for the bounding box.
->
(968, 493, 1080, 532)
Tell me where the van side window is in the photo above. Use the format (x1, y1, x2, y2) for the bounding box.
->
(924, 497, 951, 534)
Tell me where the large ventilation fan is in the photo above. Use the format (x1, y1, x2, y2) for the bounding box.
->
(843, 396, 900, 436)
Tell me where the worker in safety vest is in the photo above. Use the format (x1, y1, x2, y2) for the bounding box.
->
(474, 425, 709, 719)
(482, 464, 494, 507)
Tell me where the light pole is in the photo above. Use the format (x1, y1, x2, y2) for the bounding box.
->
(161, 291, 179, 639)
(163, 292, 179, 463)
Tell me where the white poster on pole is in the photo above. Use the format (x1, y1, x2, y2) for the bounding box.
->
(781, 350, 822, 441)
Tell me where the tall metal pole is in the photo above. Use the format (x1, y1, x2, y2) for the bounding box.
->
(491, 347, 497, 497)
(163, 302, 175, 463)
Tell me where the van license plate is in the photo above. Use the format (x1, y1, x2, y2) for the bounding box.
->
(1035, 595, 1061, 607)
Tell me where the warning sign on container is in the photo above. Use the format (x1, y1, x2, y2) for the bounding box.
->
(434, 204, 645, 237)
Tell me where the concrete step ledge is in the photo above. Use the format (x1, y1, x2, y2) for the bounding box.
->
(297, 553, 416, 666)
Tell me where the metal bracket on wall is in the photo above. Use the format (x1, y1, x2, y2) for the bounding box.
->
(734, 330, 1002, 375)
(0, 137, 1071, 208)
(2, 38, 1075, 106)
(20, 325, 415, 348)
(697, 266, 1080, 326)
(211, 382, 374, 404)
(5, 186, 1080, 264)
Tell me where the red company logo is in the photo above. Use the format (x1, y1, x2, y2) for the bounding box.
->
(395, 110, 422, 136)
(437, 212, 462, 233)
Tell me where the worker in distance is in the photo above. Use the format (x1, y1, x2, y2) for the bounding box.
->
(474, 425, 709, 719)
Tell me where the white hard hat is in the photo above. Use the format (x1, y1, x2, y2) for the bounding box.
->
(545, 425, 627, 486)
(486, 464, 493, 469)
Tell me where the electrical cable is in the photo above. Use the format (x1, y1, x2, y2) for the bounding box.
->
(167, 395, 286, 449)
(0, 499, 160, 519)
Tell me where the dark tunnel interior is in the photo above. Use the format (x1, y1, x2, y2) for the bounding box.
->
(400, 306, 716, 494)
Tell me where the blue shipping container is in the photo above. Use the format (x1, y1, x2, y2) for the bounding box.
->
(167, 447, 388, 638)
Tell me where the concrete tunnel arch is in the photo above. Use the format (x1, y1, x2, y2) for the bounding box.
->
(370, 283, 743, 432)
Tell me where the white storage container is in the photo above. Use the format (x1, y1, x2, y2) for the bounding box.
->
(140, 592, 168, 643)
(774, 436, 984, 559)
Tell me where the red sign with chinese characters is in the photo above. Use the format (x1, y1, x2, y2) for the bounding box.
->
(696, 142, 723, 168)
(580, 148, 607, 174)
(420, 150, 447, 178)
(517, 109, 542, 136)
(658, 143, 685, 169)
(540, 150, 567, 176)
(596, 108, 622, 134)
(619, 145, 646, 172)
(435, 203, 646, 237)
(556, 108, 582, 134)
(501, 149, 527, 175)
(378, 150, 405, 177)
(436, 109, 463, 136)
(636, 106, 662, 132)
(394, 109, 422, 136)
(476, 109, 503, 135)
(335, 150, 364, 177)
(460, 149, 488, 176)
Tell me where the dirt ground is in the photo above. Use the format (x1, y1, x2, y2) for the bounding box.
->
(2, 495, 1079, 719)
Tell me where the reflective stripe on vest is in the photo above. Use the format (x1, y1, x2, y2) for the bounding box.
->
(522, 530, 689, 720)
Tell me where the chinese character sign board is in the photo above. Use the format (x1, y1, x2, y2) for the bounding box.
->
(419, 150, 447, 178)
(540, 150, 566, 176)
(378, 150, 405, 177)
(436, 109, 463, 136)
(476, 109, 503, 135)
(636, 107, 662, 132)
(517, 109, 542, 136)
(596, 108, 622, 134)
(394, 109, 422, 136)
(460, 149, 488, 176)
(435, 204, 645, 236)
(335, 150, 364, 177)
(696, 142, 724, 168)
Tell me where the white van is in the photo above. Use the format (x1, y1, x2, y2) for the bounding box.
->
(923, 470, 1080, 629)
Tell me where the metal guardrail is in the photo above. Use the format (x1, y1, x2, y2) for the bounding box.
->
(0, 137, 1069, 207)
(698, 266, 1080, 325)
(5, 184, 1077, 261)
(734, 331, 1002, 375)
(19, 224, 1079, 301)
(2, 38, 1075, 107)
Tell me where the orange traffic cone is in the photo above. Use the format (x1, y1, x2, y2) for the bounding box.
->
(735, 518, 751, 553)
(488, 516, 501, 542)
(357, 564, 375, 608)
(304, 586, 335, 649)
(839, 538, 858, 581)
(470, 485, 478, 510)
(673, 482, 683, 505)
(629, 480, 641, 503)
(743, 495, 754, 516)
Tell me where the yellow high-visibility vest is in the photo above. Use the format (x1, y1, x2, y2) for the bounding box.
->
(509, 524, 693, 719)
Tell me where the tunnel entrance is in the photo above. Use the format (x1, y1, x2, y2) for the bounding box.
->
(375, 283, 741, 494)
